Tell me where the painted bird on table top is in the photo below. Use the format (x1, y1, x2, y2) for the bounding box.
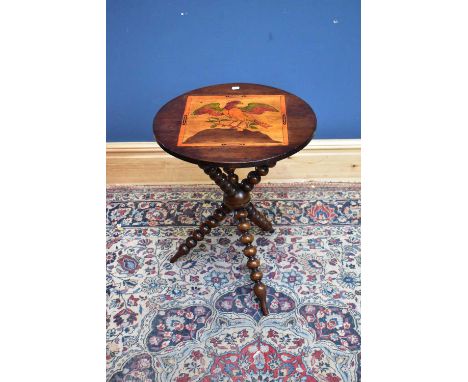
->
(192, 100, 279, 131)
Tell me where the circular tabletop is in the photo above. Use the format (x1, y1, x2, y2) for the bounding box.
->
(153, 83, 317, 168)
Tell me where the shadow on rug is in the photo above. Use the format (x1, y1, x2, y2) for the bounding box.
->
(106, 183, 361, 382)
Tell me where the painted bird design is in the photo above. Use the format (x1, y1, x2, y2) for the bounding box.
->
(192, 100, 279, 131)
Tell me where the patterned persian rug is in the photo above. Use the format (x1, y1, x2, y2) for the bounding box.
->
(106, 183, 361, 382)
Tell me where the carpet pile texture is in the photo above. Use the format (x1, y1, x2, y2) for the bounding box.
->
(106, 183, 361, 382)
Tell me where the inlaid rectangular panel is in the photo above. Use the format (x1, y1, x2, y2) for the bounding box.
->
(177, 95, 288, 147)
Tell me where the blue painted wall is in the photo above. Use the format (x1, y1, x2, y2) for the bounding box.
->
(107, 0, 360, 141)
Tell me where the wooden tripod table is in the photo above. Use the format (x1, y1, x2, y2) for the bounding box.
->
(153, 83, 317, 316)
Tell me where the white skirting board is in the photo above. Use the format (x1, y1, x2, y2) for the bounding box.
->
(106, 139, 361, 185)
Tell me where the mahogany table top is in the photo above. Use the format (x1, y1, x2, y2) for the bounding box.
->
(153, 83, 317, 168)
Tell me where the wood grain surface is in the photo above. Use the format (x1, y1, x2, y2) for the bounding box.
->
(153, 83, 317, 168)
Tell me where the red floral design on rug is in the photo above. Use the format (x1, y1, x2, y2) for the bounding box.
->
(200, 339, 318, 382)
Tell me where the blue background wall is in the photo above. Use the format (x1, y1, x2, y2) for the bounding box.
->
(107, 0, 360, 142)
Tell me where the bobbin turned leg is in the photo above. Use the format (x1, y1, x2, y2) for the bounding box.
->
(223, 167, 239, 185)
(235, 208, 269, 316)
(238, 163, 275, 193)
(246, 203, 274, 233)
(170, 203, 231, 263)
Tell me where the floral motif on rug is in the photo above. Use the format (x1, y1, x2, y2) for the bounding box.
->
(107, 183, 361, 381)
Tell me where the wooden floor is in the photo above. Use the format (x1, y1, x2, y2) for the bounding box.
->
(106, 139, 361, 185)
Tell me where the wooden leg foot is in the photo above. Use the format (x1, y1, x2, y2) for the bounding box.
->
(235, 208, 269, 316)
(170, 251, 184, 263)
(254, 282, 269, 316)
(171, 204, 230, 263)
(247, 203, 274, 233)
